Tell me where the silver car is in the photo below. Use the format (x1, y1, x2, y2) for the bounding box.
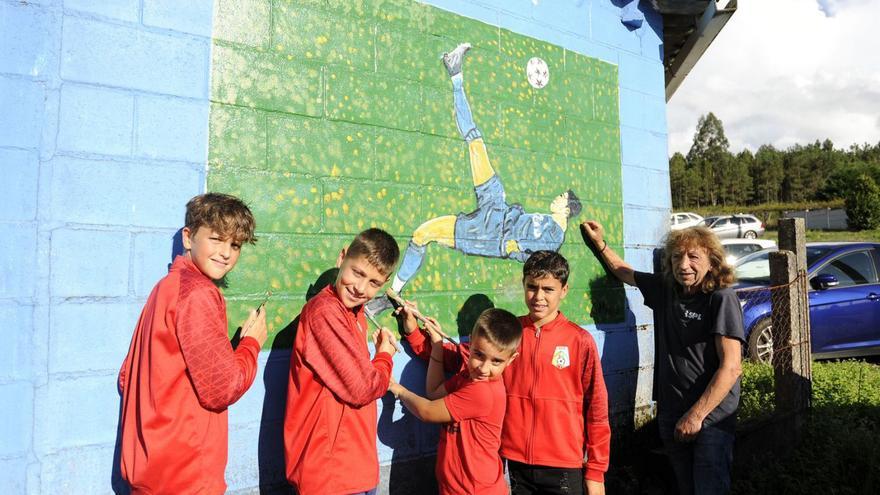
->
(702, 214, 765, 239)
(720, 238, 777, 265)
(670, 212, 704, 230)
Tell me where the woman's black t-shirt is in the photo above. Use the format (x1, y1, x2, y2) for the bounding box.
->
(634, 271, 746, 431)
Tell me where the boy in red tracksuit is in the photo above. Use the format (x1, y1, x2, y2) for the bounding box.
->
(503, 250, 611, 495)
(398, 251, 611, 494)
(284, 228, 401, 495)
(117, 193, 268, 494)
(391, 308, 523, 495)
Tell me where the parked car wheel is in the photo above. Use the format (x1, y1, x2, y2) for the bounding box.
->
(744, 230, 757, 239)
(748, 318, 773, 363)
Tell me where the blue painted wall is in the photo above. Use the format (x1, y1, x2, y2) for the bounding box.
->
(0, 0, 669, 492)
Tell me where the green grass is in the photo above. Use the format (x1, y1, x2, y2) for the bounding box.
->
(734, 360, 880, 494)
(739, 360, 880, 422)
(738, 361, 776, 424)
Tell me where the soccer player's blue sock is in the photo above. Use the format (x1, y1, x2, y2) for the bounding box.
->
(392, 241, 427, 293)
(452, 74, 482, 142)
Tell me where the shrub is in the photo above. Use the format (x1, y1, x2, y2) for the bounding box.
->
(733, 360, 880, 494)
(845, 174, 880, 230)
(738, 361, 774, 423)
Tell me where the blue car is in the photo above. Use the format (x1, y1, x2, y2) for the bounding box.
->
(734, 242, 880, 362)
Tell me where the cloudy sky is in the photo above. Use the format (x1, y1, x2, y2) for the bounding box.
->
(666, 0, 880, 157)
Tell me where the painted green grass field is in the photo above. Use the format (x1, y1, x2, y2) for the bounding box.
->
(207, 0, 627, 345)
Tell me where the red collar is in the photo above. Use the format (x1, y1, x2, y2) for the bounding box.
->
(171, 255, 207, 278)
(324, 284, 364, 318)
(520, 311, 569, 331)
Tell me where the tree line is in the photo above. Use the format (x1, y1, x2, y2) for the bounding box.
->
(670, 112, 880, 208)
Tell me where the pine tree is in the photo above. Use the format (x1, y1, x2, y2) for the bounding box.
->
(730, 150, 754, 205)
(669, 152, 688, 207)
(753, 145, 783, 204)
(687, 113, 732, 206)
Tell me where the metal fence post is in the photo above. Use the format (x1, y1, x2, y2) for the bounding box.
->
(770, 218, 812, 427)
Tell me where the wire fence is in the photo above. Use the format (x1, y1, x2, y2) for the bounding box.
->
(736, 268, 878, 423)
(730, 220, 880, 491)
(736, 272, 809, 363)
(735, 270, 813, 424)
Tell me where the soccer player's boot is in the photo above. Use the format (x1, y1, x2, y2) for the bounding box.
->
(365, 294, 394, 317)
(442, 42, 472, 77)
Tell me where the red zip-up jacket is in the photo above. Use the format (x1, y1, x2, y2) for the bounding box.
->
(284, 285, 394, 495)
(502, 313, 611, 483)
(117, 256, 261, 494)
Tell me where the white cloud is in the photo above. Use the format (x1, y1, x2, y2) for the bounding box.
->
(667, 0, 880, 156)
(816, 0, 841, 16)
(815, 0, 870, 17)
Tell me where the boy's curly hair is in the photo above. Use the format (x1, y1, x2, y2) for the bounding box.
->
(523, 250, 570, 285)
(185, 193, 257, 245)
(346, 228, 400, 276)
(661, 226, 735, 293)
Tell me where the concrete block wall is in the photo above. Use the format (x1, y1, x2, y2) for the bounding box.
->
(0, 0, 211, 492)
(0, 0, 669, 493)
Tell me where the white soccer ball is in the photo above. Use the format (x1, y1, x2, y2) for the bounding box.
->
(526, 57, 549, 89)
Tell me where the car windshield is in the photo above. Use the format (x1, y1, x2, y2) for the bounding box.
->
(701, 216, 720, 227)
(735, 246, 834, 283)
(726, 243, 759, 258)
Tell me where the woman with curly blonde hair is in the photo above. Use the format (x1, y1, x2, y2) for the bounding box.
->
(660, 226, 736, 293)
(580, 220, 744, 495)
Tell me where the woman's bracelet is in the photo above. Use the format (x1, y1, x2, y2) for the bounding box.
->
(600, 240, 608, 253)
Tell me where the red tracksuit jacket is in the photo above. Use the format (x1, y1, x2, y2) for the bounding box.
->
(117, 256, 261, 494)
(284, 285, 393, 495)
(502, 313, 611, 482)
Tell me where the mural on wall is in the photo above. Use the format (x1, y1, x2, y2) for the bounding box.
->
(207, 0, 626, 345)
(367, 42, 582, 317)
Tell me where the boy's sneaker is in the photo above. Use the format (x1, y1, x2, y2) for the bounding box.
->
(442, 43, 471, 77)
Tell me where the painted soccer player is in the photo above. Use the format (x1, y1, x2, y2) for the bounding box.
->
(369, 43, 581, 314)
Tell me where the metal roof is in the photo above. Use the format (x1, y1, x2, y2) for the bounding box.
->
(653, 0, 738, 100)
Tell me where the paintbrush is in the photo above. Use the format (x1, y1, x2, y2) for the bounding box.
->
(384, 288, 458, 345)
(242, 291, 271, 334)
(364, 307, 402, 352)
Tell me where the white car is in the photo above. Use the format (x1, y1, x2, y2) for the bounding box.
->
(702, 214, 766, 239)
(721, 238, 777, 266)
(670, 212, 704, 230)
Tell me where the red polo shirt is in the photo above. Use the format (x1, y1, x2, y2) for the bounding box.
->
(437, 372, 508, 495)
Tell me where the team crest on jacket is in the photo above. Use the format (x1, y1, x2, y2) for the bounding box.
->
(552, 346, 570, 369)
